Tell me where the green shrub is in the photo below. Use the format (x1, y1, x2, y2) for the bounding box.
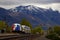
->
(46, 33, 60, 40)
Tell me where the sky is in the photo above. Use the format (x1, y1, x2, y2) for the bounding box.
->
(0, 0, 60, 11)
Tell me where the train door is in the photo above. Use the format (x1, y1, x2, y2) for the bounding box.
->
(15, 25, 20, 31)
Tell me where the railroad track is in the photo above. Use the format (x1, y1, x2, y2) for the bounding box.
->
(0, 35, 19, 40)
(0, 33, 33, 40)
(0, 33, 40, 40)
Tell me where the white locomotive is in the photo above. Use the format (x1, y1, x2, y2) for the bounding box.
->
(12, 23, 31, 33)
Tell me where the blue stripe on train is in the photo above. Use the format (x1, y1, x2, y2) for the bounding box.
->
(15, 25, 20, 31)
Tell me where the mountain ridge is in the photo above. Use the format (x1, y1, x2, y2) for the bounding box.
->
(0, 5, 60, 28)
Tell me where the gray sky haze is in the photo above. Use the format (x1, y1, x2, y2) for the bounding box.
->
(0, 0, 60, 11)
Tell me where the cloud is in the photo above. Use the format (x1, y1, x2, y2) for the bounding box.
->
(36, 0, 60, 4)
(0, 0, 19, 5)
(0, 0, 60, 5)
(0, 0, 60, 11)
(37, 3, 60, 11)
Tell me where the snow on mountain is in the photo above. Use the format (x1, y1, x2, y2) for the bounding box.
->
(10, 5, 46, 14)
(0, 5, 60, 28)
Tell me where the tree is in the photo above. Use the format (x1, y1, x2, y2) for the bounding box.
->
(0, 21, 8, 33)
(6, 26, 12, 33)
(46, 26, 60, 40)
(0, 21, 7, 29)
(53, 26, 60, 35)
(32, 25, 44, 35)
(20, 18, 32, 29)
(0, 20, 12, 33)
(47, 27, 54, 34)
(20, 18, 32, 33)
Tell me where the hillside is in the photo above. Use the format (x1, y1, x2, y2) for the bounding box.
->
(0, 5, 60, 28)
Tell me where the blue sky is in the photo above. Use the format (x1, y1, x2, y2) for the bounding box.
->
(0, 0, 60, 11)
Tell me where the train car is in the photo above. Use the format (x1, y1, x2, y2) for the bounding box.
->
(22, 25, 31, 33)
(12, 23, 22, 33)
(12, 23, 31, 33)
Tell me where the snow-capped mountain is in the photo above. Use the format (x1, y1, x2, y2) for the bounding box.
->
(0, 5, 60, 28)
(10, 5, 46, 14)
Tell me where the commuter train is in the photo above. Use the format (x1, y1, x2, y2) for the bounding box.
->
(12, 23, 31, 33)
